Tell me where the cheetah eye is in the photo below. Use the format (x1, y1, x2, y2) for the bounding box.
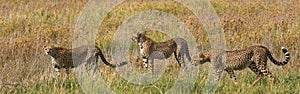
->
(46, 48, 52, 52)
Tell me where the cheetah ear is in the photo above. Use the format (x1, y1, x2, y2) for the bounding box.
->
(137, 32, 145, 36)
(132, 33, 138, 40)
(200, 53, 206, 57)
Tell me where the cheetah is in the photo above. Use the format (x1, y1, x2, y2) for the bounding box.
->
(192, 45, 290, 86)
(131, 32, 191, 72)
(44, 45, 126, 76)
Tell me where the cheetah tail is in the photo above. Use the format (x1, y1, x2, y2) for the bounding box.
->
(97, 51, 128, 68)
(268, 47, 290, 66)
(97, 51, 117, 68)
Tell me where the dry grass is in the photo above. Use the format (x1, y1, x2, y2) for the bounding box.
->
(0, 0, 299, 93)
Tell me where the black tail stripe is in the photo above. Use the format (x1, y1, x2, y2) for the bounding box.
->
(282, 49, 288, 53)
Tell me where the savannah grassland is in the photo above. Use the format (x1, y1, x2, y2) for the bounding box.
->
(0, 0, 300, 93)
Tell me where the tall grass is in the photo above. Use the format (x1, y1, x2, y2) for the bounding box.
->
(0, 0, 299, 93)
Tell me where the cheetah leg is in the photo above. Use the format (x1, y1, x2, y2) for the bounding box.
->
(253, 59, 275, 86)
(66, 68, 71, 78)
(249, 56, 266, 87)
(174, 51, 185, 68)
(213, 69, 224, 83)
(149, 59, 154, 73)
(179, 49, 187, 67)
(51, 58, 61, 77)
(259, 64, 275, 85)
(180, 53, 186, 67)
(52, 69, 60, 77)
(84, 53, 98, 74)
(142, 56, 149, 72)
(225, 69, 237, 84)
(93, 55, 100, 73)
(174, 52, 181, 66)
(53, 64, 61, 77)
(250, 74, 263, 87)
(248, 61, 263, 87)
(211, 56, 225, 83)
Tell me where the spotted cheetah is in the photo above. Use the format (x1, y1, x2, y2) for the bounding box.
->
(192, 45, 290, 86)
(44, 45, 126, 76)
(131, 32, 191, 72)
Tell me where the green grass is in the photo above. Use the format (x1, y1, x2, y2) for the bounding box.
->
(0, 0, 300, 93)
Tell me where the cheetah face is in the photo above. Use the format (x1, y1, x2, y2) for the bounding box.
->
(43, 46, 56, 55)
(131, 32, 146, 43)
(191, 60, 202, 66)
(191, 53, 207, 66)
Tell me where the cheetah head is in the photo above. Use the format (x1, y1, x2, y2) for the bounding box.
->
(131, 32, 146, 43)
(43, 45, 57, 56)
(191, 53, 208, 66)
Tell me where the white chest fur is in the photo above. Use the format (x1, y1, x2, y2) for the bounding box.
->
(139, 43, 146, 56)
(51, 57, 60, 72)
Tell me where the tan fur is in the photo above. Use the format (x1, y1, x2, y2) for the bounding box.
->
(192, 45, 290, 86)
